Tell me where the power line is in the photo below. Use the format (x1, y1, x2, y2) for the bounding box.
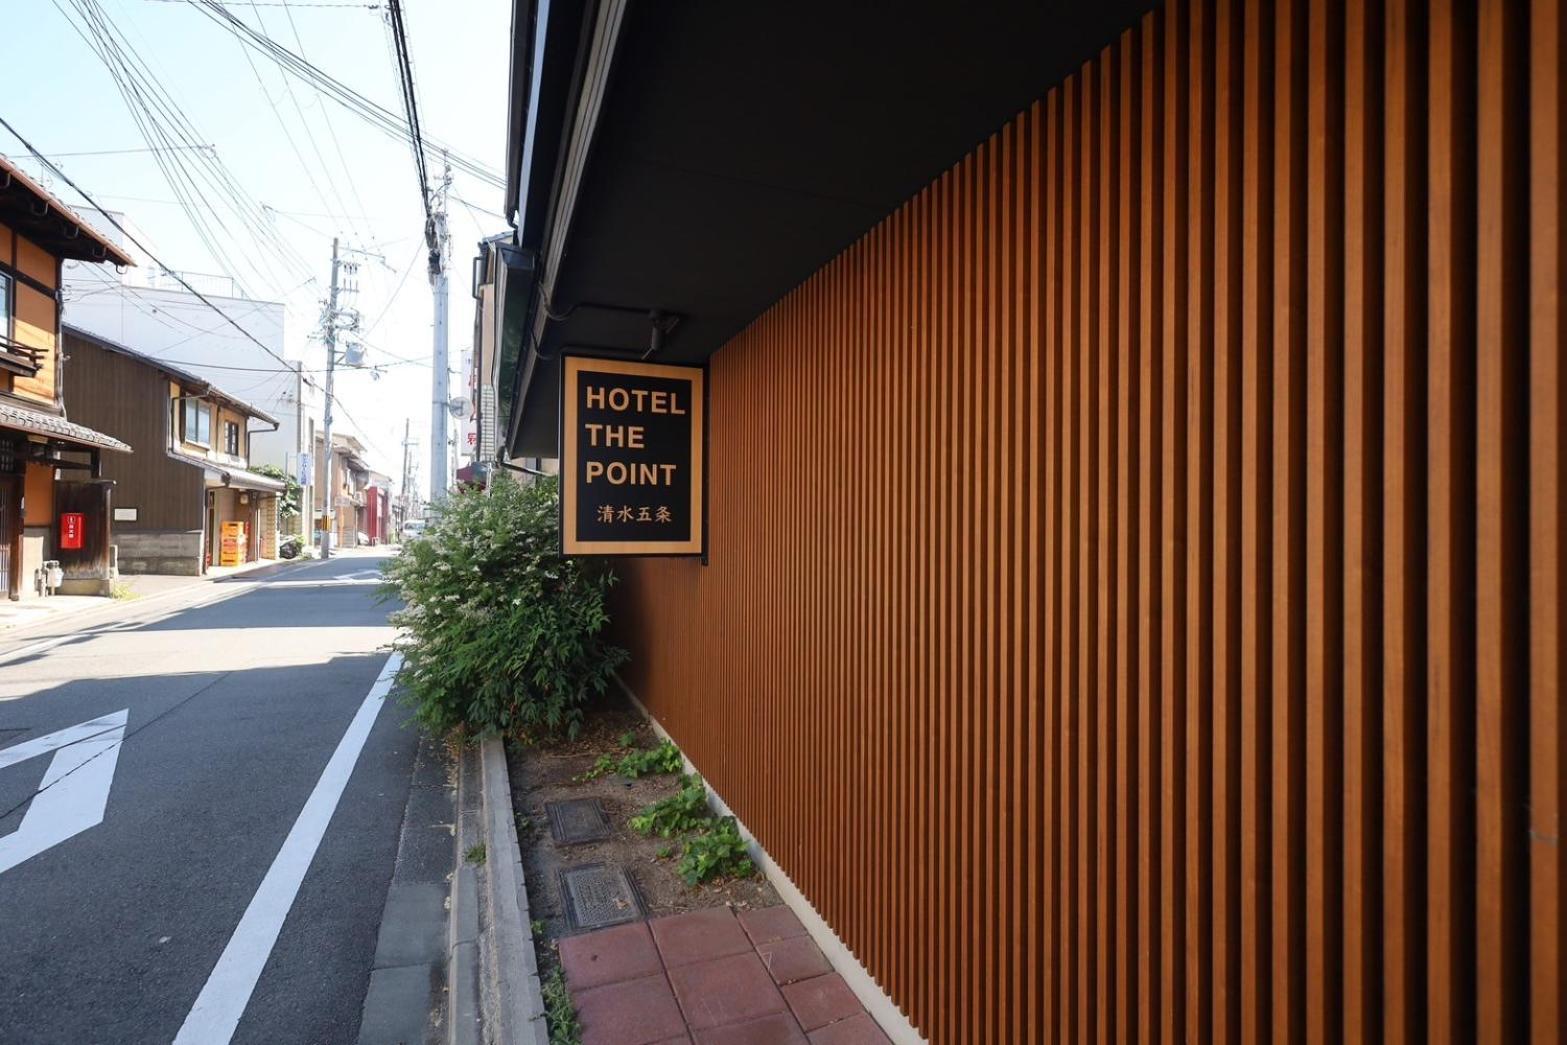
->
(385, 0, 429, 214)
(183, 0, 503, 189)
(27, 143, 215, 158)
(1, 114, 301, 374)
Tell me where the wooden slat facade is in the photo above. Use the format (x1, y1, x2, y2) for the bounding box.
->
(613, 1, 1561, 1040)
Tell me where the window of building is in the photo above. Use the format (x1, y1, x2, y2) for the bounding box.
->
(0, 272, 11, 338)
(225, 420, 241, 456)
(183, 398, 212, 446)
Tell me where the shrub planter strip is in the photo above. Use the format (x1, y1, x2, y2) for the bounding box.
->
(613, 674, 924, 1045)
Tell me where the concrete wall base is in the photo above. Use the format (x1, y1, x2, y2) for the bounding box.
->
(114, 530, 203, 576)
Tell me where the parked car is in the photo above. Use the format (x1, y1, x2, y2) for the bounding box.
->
(400, 519, 426, 541)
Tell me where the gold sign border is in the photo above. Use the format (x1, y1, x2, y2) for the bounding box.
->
(561, 355, 705, 556)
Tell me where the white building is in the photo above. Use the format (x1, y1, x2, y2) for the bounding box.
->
(58, 210, 320, 532)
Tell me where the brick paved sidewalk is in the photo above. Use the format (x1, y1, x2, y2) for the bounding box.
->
(558, 905, 892, 1044)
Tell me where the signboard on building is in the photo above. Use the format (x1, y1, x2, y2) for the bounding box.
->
(560, 356, 705, 557)
(59, 512, 84, 550)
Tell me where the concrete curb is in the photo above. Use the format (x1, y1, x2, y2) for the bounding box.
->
(449, 745, 482, 1045)
(475, 737, 551, 1045)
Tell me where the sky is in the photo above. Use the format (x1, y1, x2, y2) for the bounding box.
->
(0, 0, 513, 493)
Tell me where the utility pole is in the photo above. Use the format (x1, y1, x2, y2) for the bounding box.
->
(399, 418, 413, 530)
(428, 157, 452, 502)
(317, 239, 362, 559)
(320, 237, 341, 560)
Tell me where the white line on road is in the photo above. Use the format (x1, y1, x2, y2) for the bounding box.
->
(172, 652, 403, 1045)
(0, 710, 129, 875)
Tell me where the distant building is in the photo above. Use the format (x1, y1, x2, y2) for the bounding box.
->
(313, 431, 370, 550)
(60, 209, 318, 534)
(64, 326, 285, 575)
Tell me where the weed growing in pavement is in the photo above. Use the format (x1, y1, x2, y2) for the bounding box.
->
(530, 919, 545, 938)
(580, 738, 684, 782)
(380, 475, 627, 741)
(542, 966, 581, 1045)
(677, 817, 754, 885)
(109, 581, 137, 601)
(628, 774, 712, 838)
(630, 775, 757, 885)
(464, 843, 487, 865)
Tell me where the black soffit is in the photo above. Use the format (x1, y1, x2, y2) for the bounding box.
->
(508, 1, 1154, 457)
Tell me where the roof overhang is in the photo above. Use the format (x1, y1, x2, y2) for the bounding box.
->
(0, 399, 131, 453)
(0, 157, 135, 267)
(499, 0, 1152, 457)
(171, 451, 286, 493)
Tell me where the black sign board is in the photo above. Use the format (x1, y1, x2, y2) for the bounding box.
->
(560, 356, 705, 556)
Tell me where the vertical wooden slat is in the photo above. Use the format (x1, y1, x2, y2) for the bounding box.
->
(1382, 2, 1428, 1042)
(1475, 1, 1530, 1041)
(1304, 0, 1345, 1040)
(1185, 1, 1216, 1037)
(1342, 0, 1385, 1041)
(1531, 3, 1567, 1042)
(1136, 12, 1164, 1042)
(1239, 0, 1275, 1038)
(1112, 28, 1141, 1045)
(1210, 1, 1244, 1040)
(1161, 7, 1191, 1043)
(1095, 46, 1118, 1044)
(1427, 2, 1478, 1041)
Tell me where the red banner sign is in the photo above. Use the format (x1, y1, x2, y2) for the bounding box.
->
(59, 512, 84, 551)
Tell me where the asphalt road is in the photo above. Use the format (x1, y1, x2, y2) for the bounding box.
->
(0, 551, 422, 1045)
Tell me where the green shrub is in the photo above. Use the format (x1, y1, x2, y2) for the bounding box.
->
(583, 739, 684, 781)
(381, 475, 627, 739)
(677, 816, 755, 885)
(628, 774, 712, 837)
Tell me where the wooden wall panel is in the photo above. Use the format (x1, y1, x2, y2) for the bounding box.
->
(613, 1, 1555, 1040)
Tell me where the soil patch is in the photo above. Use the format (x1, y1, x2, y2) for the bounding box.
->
(506, 696, 780, 970)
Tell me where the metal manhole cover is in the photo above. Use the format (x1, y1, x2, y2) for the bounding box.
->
(545, 798, 612, 845)
(558, 864, 643, 931)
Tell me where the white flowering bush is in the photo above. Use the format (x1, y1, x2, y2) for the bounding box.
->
(381, 475, 627, 739)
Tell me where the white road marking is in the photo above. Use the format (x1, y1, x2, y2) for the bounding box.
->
(0, 709, 128, 875)
(172, 653, 403, 1045)
(0, 634, 74, 667)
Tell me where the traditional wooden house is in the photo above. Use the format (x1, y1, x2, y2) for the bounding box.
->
(0, 156, 135, 599)
(63, 325, 285, 575)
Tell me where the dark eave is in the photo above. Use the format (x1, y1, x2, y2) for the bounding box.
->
(501, 1, 1153, 457)
(0, 156, 135, 267)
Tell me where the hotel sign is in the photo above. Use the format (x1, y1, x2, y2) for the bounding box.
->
(560, 356, 705, 556)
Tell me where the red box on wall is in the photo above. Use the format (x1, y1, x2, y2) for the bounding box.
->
(59, 512, 84, 551)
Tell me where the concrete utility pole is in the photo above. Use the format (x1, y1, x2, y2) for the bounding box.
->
(320, 237, 341, 560)
(428, 157, 452, 502)
(399, 418, 413, 529)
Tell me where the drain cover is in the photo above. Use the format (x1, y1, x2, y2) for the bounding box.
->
(558, 864, 643, 931)
(545, 798, 612, 845)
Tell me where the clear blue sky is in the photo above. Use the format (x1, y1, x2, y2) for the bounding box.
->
(0, 0, 513, 488)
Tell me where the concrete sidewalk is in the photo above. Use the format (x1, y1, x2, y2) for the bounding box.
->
(0, 554, 303, 633)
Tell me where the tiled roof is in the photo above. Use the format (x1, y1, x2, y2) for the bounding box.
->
(0, 399, 131, 452)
